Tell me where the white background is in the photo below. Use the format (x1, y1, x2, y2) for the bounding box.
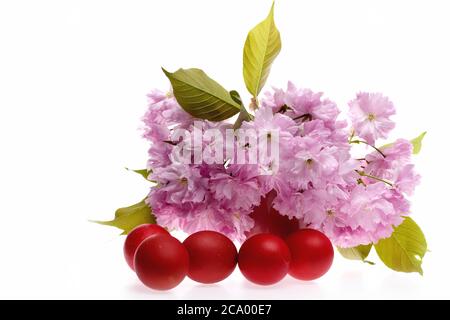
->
(1, 0, 449, 299)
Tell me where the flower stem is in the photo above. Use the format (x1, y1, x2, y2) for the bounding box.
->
(293, 113, 313, 122)
(249, 97, 259, 110)
(350, 139, 386, 158)
(356, 170, 393, 187)
(276, 104, 291, 114)
(349, 129, 355, 142)
(163, 140, 179, 146)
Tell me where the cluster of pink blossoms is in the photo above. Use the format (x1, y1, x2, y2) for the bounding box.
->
(142, 82, 420, 247)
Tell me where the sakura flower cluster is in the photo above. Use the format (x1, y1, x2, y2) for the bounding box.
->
(142, 83, 420, 247)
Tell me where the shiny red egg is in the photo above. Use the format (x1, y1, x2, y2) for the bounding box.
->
(238, 233, 291, 285)
(285, 229, 334, 281)
(123, 224, 169, 270)
(134, 234, 189, 290)
(183, 231, 238, 284)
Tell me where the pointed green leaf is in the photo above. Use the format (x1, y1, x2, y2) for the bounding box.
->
(243, 3, 281, 98)
(125, 168, 150, 180)
(162, 68, 241, 121)
(230, 90, 244, 107)
(338, 244, 374, 264)
(411, 132, 426, 154)
(375, 217, 427, 274)
(92, 199, 156, 235)
(380, 131, 427, 154)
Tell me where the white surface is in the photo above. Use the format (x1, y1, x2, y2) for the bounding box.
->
(0, 0, 449, 299)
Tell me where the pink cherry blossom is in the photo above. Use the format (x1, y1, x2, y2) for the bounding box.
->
(349, 92, 396, 145)
(209, 165, 263, 213)
(324, 183, 406, 247)
(143, 89, 192, 129)
(365, 139, 413, 177)
(143, 83, 421, 245)
(149, 163, 208, 204)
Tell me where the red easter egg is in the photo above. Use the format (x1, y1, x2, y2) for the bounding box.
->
(285, 229, 334, 281)
(183, 231, 237, 284)
(123, 224, 169, 270)
(238, 233, 291, 285)
(246, 191, 299, 239)
(134, 234, 189, 290)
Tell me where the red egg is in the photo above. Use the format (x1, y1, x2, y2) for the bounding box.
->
(183, 231, 237, 284)
(238, 233, 291, 285)
(246, 191, 299, 238)
(134, 234, 189, 290)
(285, 229, 334, 281)
(123, 224, 169, 270)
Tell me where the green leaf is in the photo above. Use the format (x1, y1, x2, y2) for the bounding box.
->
(380, 131, 426, 154)
(337, 244, 374, 264)
(230, 90, 253, 129)
(375, 217, 427, 275)
(243, 2, 281, 98)
(162, 68, 241, 121)
(92, 199, 156, 235)
(411, 131, 427, 154)
(230, 90, 244, 106)
(125, 168, 150, 180)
